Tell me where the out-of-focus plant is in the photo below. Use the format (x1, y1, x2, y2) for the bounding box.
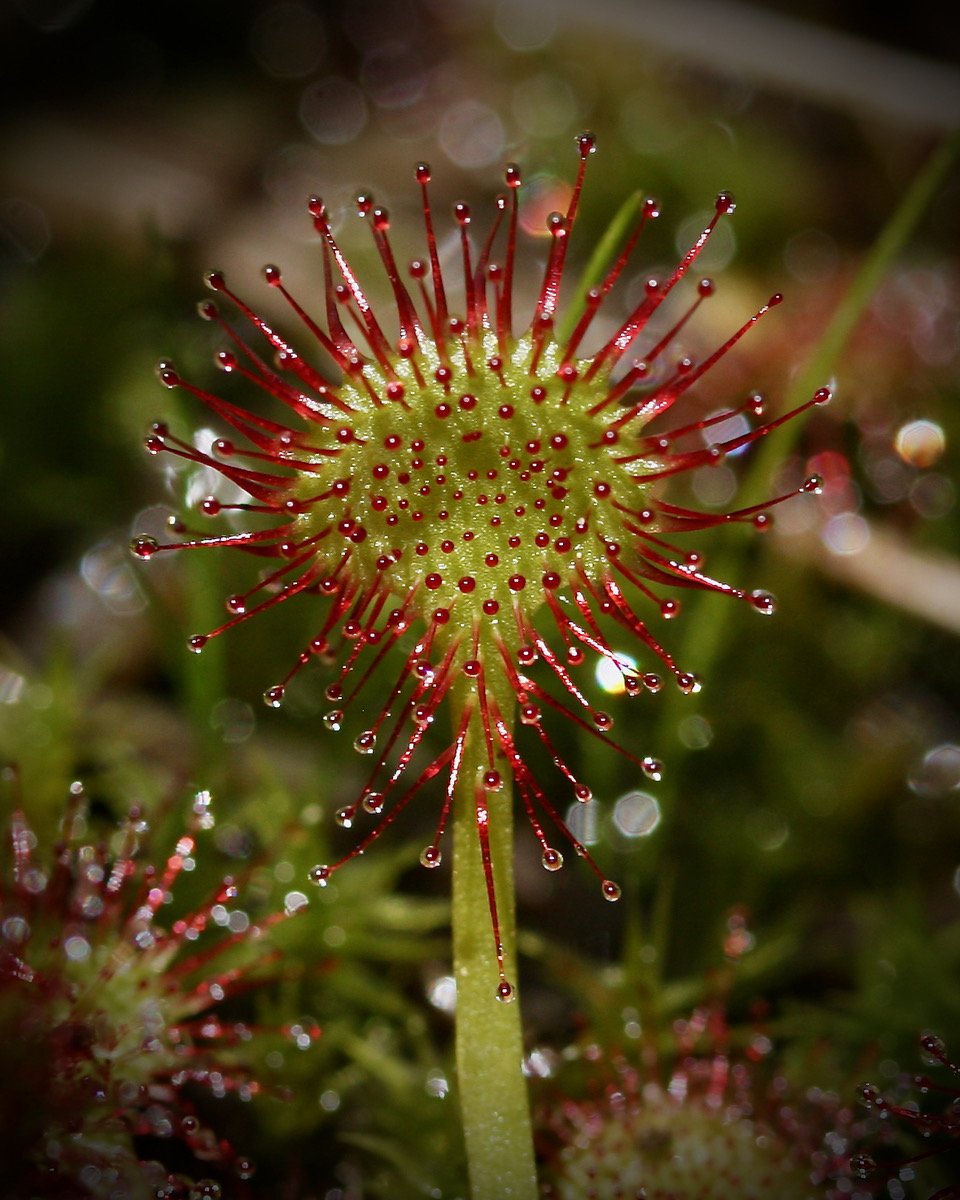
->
(853, 1034, 960, 1199)
(536, 1006, 864, 1199)
(0, 770, 312, 1198)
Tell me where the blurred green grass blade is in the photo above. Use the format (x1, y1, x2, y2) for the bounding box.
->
(746, 127, 960, 510)
(557, 189, 646, 344)
(679, 128, 960, 681)
(787, 127, 960, 412)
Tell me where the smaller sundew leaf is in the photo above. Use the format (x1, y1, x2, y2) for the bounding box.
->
(0, 779, 311, 1194)
(535, 991, 868, 1200)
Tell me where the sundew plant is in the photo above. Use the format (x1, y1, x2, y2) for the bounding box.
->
(133, 133, 833, 1196)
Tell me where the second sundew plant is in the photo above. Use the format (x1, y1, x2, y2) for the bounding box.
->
(133, 132, 826, 1197)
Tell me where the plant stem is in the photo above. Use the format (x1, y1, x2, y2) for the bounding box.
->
(450, 676, 537, 1200)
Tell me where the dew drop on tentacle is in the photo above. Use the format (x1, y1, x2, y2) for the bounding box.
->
(576, 130, 597, 158)
(413, 659, 436, 683)
(130, 535, 160, 559)
(920, 1032, 948, 1064)
(353, 730, 377, 755)
(802, 474, 824, 494)
(323, 709, 344, 732)
(308, 864, 331, 887)
(420, 844, 442, 868)
(601, 879, 622, 902)
(849, 1154, 876, 1181)
(156, 363, 181, 388)
(263, 685, 285, 709)
(749, 590, 776, 616)
(641, 756, 663, 782)
(362, 791, 384, 815)
(412, 704, 433, 728)
(715, 190, 736, 215)
(541, 847, 564, 872)
(856, 1083, 884, 1109)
